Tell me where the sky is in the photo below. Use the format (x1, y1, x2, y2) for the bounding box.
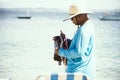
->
(0, 0, 120, 11)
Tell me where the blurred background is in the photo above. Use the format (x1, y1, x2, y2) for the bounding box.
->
(0, 0, 120, 80)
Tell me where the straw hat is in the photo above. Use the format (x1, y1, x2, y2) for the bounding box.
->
(63, 5, 92, 22)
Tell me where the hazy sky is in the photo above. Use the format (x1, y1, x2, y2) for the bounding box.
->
(0, 0, 120, 10)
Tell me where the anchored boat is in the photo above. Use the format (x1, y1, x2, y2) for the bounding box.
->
(17, 9, 31, 19)
(99, 12, 120, 21)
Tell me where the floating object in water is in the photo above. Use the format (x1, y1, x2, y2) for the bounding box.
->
(17, 9, 31, 19)
(99, 12, 120, 21)
(17, 16, 31, 19)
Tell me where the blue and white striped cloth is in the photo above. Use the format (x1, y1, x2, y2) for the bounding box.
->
(36, 73, 90, 80)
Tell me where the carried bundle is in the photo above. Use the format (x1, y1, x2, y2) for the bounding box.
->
(53, 31, 71, 65)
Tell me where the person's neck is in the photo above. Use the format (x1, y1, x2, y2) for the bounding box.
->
(81, 18, 88, 26)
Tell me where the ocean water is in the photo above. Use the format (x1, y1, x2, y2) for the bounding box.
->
(0, 9, 120, 80)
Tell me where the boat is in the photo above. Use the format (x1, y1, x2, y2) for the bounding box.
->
(17, 16, 31, 19)
(99, 12, 120, 21)
(17, 10, 31, 19)
(100, 17, 120, 21)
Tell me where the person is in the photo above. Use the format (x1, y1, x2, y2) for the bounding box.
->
(58, 5, 96, 80)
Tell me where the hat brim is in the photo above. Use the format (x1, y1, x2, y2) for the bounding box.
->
(63, 11, 92, 22)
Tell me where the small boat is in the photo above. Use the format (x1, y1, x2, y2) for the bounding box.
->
(17, 16, 31, 19)
(99, 12, 120, 21)
(100, 17, 120, 21)
(17, 10, 31, 19)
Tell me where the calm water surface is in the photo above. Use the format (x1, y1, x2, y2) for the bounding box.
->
(0, 11, 120, 80)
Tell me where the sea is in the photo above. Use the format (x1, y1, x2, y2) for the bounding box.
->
(0, 8, 120, 80)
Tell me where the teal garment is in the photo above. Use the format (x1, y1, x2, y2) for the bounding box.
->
(59, 20, 96, 80)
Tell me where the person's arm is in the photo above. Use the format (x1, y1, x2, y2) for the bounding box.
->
(59, 28, 91, 59)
